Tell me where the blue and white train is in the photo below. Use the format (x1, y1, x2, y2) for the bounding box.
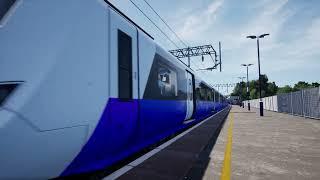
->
(0, 0, 228, 179)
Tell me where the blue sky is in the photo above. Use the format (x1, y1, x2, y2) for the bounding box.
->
(108, 0, 320, 95)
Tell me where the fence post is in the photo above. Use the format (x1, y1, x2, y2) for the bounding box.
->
(273, 96, 275, 111)
(302, 89, 305, 118)
(290, 92, 293, 115)
(272, 96, 274, 111)
(318, 87, 320, 119)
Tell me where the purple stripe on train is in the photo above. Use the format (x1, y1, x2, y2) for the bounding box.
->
(61, 98, 227, 177)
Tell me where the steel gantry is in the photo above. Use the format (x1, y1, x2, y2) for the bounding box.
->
(211, 83, 236, 102)
(169, 42, 222, 72)
(212, 83, 236, 94)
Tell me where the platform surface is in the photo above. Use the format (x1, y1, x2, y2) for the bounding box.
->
(204, 106, 320, 180)
(108, 107, 230, 180)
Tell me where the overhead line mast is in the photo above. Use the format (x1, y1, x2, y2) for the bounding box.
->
(169, 43, 222, 72)
(126, 0, 223, 72)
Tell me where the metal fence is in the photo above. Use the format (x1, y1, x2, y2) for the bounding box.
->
(243, 87, 320, 119)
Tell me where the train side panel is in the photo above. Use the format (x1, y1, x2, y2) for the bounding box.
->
(0, 0, 228, 179)
(0, 0, 110, 179)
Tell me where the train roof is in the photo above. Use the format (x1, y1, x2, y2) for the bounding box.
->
(104, 0, 153, 40)
(155, 44, 194, 71)
(105, 1, 221, 96)
(156, 45, 220, 93)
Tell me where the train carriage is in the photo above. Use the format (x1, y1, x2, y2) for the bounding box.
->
(0, 0, 227, 179)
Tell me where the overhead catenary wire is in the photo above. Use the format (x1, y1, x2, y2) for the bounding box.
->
(191, 61, 208, 78)
(128, 0, 211, 77)
(128, 0, 180, 49)
(141, 0, 188, 48)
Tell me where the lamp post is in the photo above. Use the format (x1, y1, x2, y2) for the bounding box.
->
(246, 33, 269, 116)
(241, 64, 253, 111)
(238, 77, 246, 108)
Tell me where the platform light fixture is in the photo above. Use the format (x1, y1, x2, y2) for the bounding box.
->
(246, 33, 270, 116)
(241, 64, 254, 111)
(238, 77, 246, 108)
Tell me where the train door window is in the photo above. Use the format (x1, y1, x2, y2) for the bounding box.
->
(188, 79, 193, 100)
(157, 65, 178, 98)
(0, 0, 16, 22)
(0, 83, 19, 106)
(118, 30, 132, 99)
(143, 54, 187, 100)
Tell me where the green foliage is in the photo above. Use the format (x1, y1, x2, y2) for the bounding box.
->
(231, 74, 278, 100)
(277, 85, 293, 94)
(231, 75, 319, 99)
(267, 82, 278, 96)
(277, 81, 320, 94)
(293, 81, 311, 91)
(231, 82, 246, 100)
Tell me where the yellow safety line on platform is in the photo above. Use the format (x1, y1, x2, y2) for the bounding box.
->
(220, 112, 234, 180)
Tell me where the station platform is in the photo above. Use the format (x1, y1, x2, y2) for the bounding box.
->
(104, 107, 231, 180)
(204, 106, 320, 180)
(104, 106, 320, 180)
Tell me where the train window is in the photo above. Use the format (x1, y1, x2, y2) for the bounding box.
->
(0, 83, 18, 106)
(212, 91, 215, 101)
(195, 87, 201, 100)
(199, 83, 207, 101)
(118, 30, 132, 99)
(207, 88, 213, 101)
(158, 66, 178, 97)
(188, 79, 193, 101)
(0, 0, 16, 23)
(144, 54, 187, 100)
(197, 84, 214, 101)
(215, 91, 219, 102)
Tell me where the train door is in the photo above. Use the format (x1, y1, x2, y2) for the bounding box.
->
(108, 10, 139, 151)
(185, 71, 194, 120)
(110, 11, 139, 100)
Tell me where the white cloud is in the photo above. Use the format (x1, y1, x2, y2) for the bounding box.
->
(218, 0, 295, 72)
(177, 0, 225, 41)
(108, 0, 319, 91)
(194, 0, 301, 90)
(160, 0, 319, 92)
(265, 17, 320, 71)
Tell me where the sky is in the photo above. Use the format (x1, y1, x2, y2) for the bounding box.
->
(108, 0, 320, 95)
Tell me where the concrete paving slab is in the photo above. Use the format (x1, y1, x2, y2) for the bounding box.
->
(204, 106, 320, 180)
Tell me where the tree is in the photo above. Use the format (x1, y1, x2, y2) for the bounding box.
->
(266, 82, 278, 96)
(231, 76, 319, 99)
(277, 85, 293, 94)
(247, 74, 278, 99)
(231, 74, 278, 100)
(231, 81, 247, 100)
(293, 81, 311, 91)
(277, 81, 319, 94)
